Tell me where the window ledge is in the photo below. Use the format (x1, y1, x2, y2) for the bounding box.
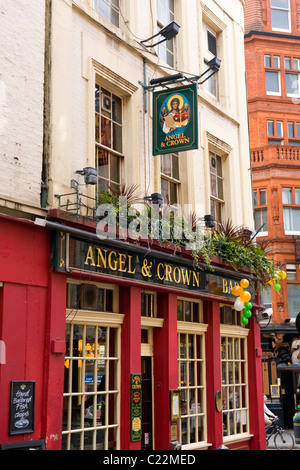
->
(223, 432, 254, 445)
(181, 441, 212, 450)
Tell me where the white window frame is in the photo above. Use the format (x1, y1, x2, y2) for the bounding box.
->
(93, 0, 120, 27)
(265, 70, 281, 96)
(177, 299, 208, 450)
(221, 326, 250, 442)
(62, 281, 122, 451)
(156, 0, 176, 67)
(270, 0, 291, 33)
(203, 26, 219, 98)
(286, 72, 300, 98)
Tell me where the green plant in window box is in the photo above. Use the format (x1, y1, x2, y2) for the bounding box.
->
(97, 186, 278, 286)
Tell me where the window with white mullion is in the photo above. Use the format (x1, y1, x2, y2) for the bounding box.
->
(271, 0, 291, 32)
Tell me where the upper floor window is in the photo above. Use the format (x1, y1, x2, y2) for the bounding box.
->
(210, 151, 224, 224)
(253, 189, 268, 233)
(203, 27, 218, 97)
(267, 120, 283, 144)
(157, 0, 175, 67)
(94, 0, 120, 27)
(282, 187, 300, 231)
(270, 0, 291, 32)
(177, 298, 203, 323)
(221, 333, 249, 438)
(95, 82, 123, 192)
(161, 153, 180, 206)
(287, 121, 300, 146)
(265, 55, 281, 96)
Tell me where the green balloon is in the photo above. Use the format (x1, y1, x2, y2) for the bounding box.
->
(244, 309, 252, 318)
(241, 316, 248, 325)
(274, 283, 281, 291)
(244, 302, 252, 310)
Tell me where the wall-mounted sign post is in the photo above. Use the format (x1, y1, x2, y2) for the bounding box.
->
(152, 83, 198, 155)
(130, 374, 142, 442)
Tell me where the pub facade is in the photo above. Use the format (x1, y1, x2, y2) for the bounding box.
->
(0, 0, 268, 451)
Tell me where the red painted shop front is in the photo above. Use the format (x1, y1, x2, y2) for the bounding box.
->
(0, 214, 266, 450)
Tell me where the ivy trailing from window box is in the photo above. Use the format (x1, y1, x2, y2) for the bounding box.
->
(97, 187, 278, 286)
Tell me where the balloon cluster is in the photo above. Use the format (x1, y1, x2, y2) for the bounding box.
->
(232, 279, 252, 326)
(268, 270, 287, 291)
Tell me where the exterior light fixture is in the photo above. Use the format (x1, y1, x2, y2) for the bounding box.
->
(199, 57, 221, 84)
(75, 167, 98, 185)
(149, 73, 184, 86)
(144, 193, 164, 207)
(204, 214, 215, 228)
(140, 21, 180, 48)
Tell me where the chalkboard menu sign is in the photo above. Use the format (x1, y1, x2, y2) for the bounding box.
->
(9, 381, 35, 435)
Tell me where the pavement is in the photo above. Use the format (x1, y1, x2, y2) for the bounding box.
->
(266, 429, 300, 450)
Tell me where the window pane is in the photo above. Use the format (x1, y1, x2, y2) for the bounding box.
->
(285, 57, 291, 69)
(112, 95, 122, 124)
(288, 284, 300, 317)
(276, 121, 283, 136)
(265, 71, 280, 93)
(283, 207, 291, 230)
(265, 55, 271, 67)
(169, 181, 178, 205)
(207, 31, 217, 56)
(271, 0, 289, 8)
(286, 264, 296, 280)
(253, 190, 257, 207)
(294, 59, 300, 70)
(273, 56, 280, 68)
(172, 154, 179, 180)
(295, 189, 300, 204)
(296, 123, 300, 137)
(288, 122, 294, 137)
(292, 208, 300, 230)
(262, 209, 268, 230)
(113, 123, 122, 152)
(282, 188, 292, 204)
(271, 10, 290, 30)
(97, 148, 109, 179)
(101, 117, 111, 147)
(286, 73, 299, 95)
(260, 189, 267, 205)
(267, 121, 274, 136)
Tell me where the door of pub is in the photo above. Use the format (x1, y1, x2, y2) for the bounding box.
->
(141, 356, 153, 450)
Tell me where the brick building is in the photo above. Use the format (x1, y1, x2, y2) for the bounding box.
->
(244, 0, 300, 428)
(1, 0, 271, 451)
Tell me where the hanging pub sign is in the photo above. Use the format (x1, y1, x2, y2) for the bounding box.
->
(152, 83, 198, 155)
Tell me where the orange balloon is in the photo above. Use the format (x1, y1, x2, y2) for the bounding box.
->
(240, 279, 249, 288)
(240, 291, 251, 303)
(232, 285, 243, 296)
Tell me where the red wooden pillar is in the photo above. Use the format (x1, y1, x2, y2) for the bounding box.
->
(153, 292, 178, 450)
(205, 300, 223, 449)
(120, 285, 141, 450)
(42, 271, 67, 450)
(247, 314, 266, 450)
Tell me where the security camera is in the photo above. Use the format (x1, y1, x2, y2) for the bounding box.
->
(256, 308, 273, 323)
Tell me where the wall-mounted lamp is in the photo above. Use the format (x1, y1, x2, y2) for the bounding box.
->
(199, 57, 221, 84)
(75, 167, 98, 185)
(204, 214, 215, 228)
(144, 193, 164, 207)
(140, 21, 180, 48)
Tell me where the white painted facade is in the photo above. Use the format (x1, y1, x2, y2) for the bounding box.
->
(0, 0, 45, 216)
(0, 0, 253, 230)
